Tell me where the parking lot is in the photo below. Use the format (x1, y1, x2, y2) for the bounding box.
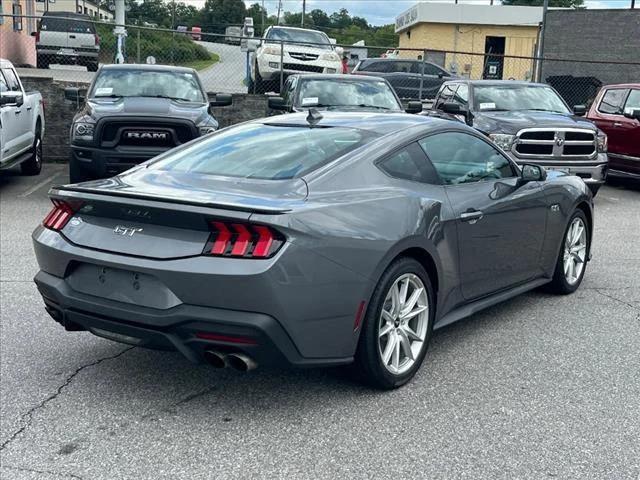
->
(0, 164, 638, 479)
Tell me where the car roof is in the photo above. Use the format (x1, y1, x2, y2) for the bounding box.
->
(267, 26, 326, 33)
(364, 58, 420, 63)
(259, 111, 452, 135)
(292, 74, 386, 82)
(99, 64, 197, 74)
(600, 83, 640, 89)
(0, 58, 14, 69)
(446, 79, 548, 88)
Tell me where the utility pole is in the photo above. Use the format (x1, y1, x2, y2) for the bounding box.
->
(302, 0, 306, 27)
(261, 0, 265, 34)
(632, 0, 635, 9)
(537, 0, 549, 82)
(114, 0, 126, 63)
(276, 0, 282, 25)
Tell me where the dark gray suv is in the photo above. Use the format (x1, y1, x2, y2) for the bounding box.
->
(352, 58, 454, 100)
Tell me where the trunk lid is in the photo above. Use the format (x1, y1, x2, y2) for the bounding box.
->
(52, 169, 306, 259)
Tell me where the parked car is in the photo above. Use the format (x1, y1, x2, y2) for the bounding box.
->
(267, 74, 422, 114)
(0, 59, 45, 175)
(224, 26, 242, 45)
(428, 80, 608, 195)
(352, 58, 454, 100)
(586, 83, 640, 180)
(191, 26, 202, 41)
(63, 64, 232, 183)
(249, 26, 343, 94)
(35, 11, 100, 72)
(33, 112, 593, 389)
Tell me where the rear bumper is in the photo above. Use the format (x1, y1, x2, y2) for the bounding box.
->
(507, 153, 608, 185)
(36, 47, 99, 62)
(35, 270, 352, 368)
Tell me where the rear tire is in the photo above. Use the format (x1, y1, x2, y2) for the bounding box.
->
(36, 55, 49, 69)
(546, 210, 589, 295)
(69, 157, 92, 183)
(353, 257, 435, 389)
(87, 62, 99, 72)
(588, 184, 601, 197)
(21, 128, 43, 176)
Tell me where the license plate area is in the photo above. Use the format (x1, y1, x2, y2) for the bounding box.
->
(66, 263, 181, 310)
(58, 48, 76, 56)
(544, 166, 570, 174)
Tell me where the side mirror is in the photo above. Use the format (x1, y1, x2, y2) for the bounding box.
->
(573, 104, 586, 116)
(405, 101, 423, 114)
(247, 38, 260, 52)
(0, 93, 24, 107)
(441, 101, 466, 115)
(520, 164, 547, 184)
(437, 72, 444, 79)
(64, 87, 86, 103)
(209, 93, 232, 107)
(268, 96, 288, 111)
(623, 108, 640, 120)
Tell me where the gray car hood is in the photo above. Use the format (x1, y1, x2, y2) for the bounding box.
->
(85, 97, 209, 124)
(473, 110, 598, 135)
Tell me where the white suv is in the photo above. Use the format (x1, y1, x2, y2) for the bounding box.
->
(250, 26, 342, 94)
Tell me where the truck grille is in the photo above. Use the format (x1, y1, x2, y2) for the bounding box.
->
(289, 52, 319, 61)
(513, 128, 597, 159)
(99, 120, 196, 148)
(283, 63, 324, 73)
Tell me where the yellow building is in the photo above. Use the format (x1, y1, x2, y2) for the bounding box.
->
(395, 3, 543, 81)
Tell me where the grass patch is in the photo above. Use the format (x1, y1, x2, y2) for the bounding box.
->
(178, 53, 220, 71)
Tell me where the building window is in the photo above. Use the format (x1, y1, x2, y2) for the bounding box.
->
(13, 4, 23, 32)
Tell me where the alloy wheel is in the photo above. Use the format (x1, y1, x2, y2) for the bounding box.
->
(563, 217, 587, 285)
(377, 273, 429, 375)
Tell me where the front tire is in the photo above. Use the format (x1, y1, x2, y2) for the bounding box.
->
(546, 210, 590, 294)
(21, 129, 43, 176)
(353, 257, 435, 389)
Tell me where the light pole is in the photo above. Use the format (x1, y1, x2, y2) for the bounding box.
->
(536, 0, 549, 82)
(302, 0, 306, 27)
(114, 0, 126, 63)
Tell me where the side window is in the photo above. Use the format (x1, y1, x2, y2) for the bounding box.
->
(1, 69, 20, 91)
(361, 61, 387, 73)
(419, 132, 515, 185)
(435, 84, 457, 109)
(392, 62, 414, 74)
(623, 89, 640, 112)
(417, 63, 441, 76)
(0, 71, 8, 93)
(453, 84, 469, 107)
(598, 89, 629, 115)
(378, 143, 435, 183)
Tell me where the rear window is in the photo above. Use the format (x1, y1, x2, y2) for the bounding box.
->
(40, 17, 95, 34)
(149, 124, 375, 180)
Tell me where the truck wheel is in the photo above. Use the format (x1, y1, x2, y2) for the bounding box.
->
(69, 157, 92, 183)
(37, 55, 49, 70)
(87, 62, 99, 72)
(21, 129, 43, 176)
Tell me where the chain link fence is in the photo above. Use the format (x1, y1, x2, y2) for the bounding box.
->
(3, 14, 640, 107)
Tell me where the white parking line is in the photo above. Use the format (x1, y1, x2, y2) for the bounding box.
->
(18, 172, 59, 198)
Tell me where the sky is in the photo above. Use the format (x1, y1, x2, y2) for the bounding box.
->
(178, 0, 634, 26)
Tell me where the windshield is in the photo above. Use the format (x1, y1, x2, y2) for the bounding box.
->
(90, 69, 204, 102)
(297, 79, 402, 110)
(473, 85, 570, 113)
(40, 17, 95, 34)
(266, 28, 332, 50)
(148, 123, 375, 180)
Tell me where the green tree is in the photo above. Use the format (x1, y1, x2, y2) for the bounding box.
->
(128, 0, 171, 27)
(502, 0, 584, 7)
(247, 2, 269, 35)
(309, 9, 330, 28)
(201, 0, 246, 34)
(329, 8, 351, 29)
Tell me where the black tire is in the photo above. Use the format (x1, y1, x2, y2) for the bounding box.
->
(87, 62, 99, 72)
(353, 257, 435, 389)
(69, 157, 92, 183)
(546, 209, 590, 295)
(254, 67, 266, 95)
(21, 127, 43, 176)
(588, 184, 601, 197)
(36, 55, 49, 70)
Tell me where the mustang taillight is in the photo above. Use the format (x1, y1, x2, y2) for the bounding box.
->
(42, 199, 81, 231)
(204, 221, 284, 259)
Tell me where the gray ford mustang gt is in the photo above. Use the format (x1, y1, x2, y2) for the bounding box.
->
(32, 112, 593, 389)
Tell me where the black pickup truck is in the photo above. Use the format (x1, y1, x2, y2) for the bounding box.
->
(426, 80, 608, 195)
(64, 64, 231, 183)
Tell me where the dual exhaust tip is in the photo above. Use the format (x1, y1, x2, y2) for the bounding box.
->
(204, 350, 257, 372)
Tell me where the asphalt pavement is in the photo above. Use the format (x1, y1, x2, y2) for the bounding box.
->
(0, 164, 639, 479)
(16, 41, 247, 94)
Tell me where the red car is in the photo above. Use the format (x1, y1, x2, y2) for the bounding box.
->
(587, 84, 640, 180)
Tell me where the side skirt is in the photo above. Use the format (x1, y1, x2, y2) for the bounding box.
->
(434, 277, 551, 330)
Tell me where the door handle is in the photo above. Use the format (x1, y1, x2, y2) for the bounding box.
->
(460, 210, 483, 224)
(69, 35, 76, 39)
(14, 109, 21, 115)
(613, 122, 623, 127)
(27, 106, 32, 111)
